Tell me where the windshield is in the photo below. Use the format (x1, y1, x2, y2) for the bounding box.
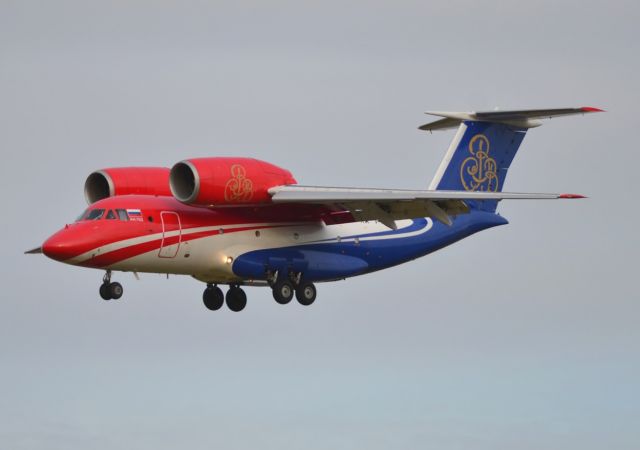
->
(76, 208, 132, 222)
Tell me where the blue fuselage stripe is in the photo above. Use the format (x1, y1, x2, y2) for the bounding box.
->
(232, 211, 508, 282)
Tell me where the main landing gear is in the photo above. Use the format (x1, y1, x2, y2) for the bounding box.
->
(202, 284, 247, 312)
(201, 274, 317, 312)
(295, 281, 317, 306)
(271, 273, 317, 307)
(99, 270, 123, 300)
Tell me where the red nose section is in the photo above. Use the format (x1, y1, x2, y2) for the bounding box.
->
(42, 228, 82, 262)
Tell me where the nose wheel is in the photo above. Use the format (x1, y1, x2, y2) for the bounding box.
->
(99, 271, 123, 300)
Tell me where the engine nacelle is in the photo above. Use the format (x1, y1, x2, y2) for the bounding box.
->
(170, 157, 297, 206)
(84, 167, 171, 204)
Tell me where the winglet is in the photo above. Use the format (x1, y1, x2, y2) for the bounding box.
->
(559, 194, 587, 199)
(580, 106, 605, 113)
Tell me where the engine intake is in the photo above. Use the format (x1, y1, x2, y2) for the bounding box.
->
(84, 167, 171, 204)
(170, 157, 296, 206)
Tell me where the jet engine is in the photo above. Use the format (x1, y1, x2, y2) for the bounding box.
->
(169, 157, 296, 206)
(84, 167, 171, 204)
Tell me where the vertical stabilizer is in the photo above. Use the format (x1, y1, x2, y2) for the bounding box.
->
(428, 121, 527, 211)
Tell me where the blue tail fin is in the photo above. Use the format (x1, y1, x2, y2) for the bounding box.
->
(428, 121, 528, 212)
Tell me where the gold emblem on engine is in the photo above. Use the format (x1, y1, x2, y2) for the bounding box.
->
(460, 134, 499, 192)
(224, 164, 253, 202)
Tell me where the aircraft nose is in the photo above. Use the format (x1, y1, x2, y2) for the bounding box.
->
(42, 227, 81, 262)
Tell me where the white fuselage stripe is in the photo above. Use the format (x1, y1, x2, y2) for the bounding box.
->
(65, 221, 309, 264)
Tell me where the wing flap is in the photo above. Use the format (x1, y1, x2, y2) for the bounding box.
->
(344, 199, 467, 228)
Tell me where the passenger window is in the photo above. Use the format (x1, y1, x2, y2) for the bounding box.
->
(116, 209, 129, 221)
(106, 210, 116, 220)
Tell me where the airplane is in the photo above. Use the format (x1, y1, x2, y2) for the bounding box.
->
(27, 107, 601, 312)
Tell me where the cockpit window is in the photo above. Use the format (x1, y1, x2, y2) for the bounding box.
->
(84, 209, 105, 220)
(116, 209, 129, 221)
(75, 207, 137, 222)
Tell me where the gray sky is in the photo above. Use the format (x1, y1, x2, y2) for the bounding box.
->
(1, 1, 638, 449)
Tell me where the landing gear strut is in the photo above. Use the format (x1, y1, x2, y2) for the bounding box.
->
(99, 270, 123, 300)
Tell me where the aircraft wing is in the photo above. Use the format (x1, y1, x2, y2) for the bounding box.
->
(268, 185, 584, 229)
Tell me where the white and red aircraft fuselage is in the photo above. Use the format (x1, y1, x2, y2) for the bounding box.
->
(31, 107, 600, 311)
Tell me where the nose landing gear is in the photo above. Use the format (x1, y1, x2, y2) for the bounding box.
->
(99, 270, 123, 300)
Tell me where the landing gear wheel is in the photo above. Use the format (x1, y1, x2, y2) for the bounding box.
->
(226, 286, 247, 312)
(272, 280, 294, 305)
(99, 283, 111, 300)
(108, 282, 123, 300)
(295, 281, 316, 306)
(203, 284, 224, 311)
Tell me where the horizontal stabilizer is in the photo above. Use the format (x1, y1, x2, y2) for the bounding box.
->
(24, 247, 43, 254)
(419, 106, 604, 131)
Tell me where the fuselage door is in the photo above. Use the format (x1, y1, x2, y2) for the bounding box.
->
(159, 211, 181, 258)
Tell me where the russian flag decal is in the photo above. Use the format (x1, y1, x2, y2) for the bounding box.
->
(126, 209, 143, 221)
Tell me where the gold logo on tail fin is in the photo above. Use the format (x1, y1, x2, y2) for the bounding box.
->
(460, 134, 499, 192)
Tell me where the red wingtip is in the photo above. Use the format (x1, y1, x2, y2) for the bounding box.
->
(559, 193, 587, 199)
(581, 106, 605, 113)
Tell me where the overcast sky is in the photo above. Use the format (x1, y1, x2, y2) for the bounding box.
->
(1, 1, 638, 449)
